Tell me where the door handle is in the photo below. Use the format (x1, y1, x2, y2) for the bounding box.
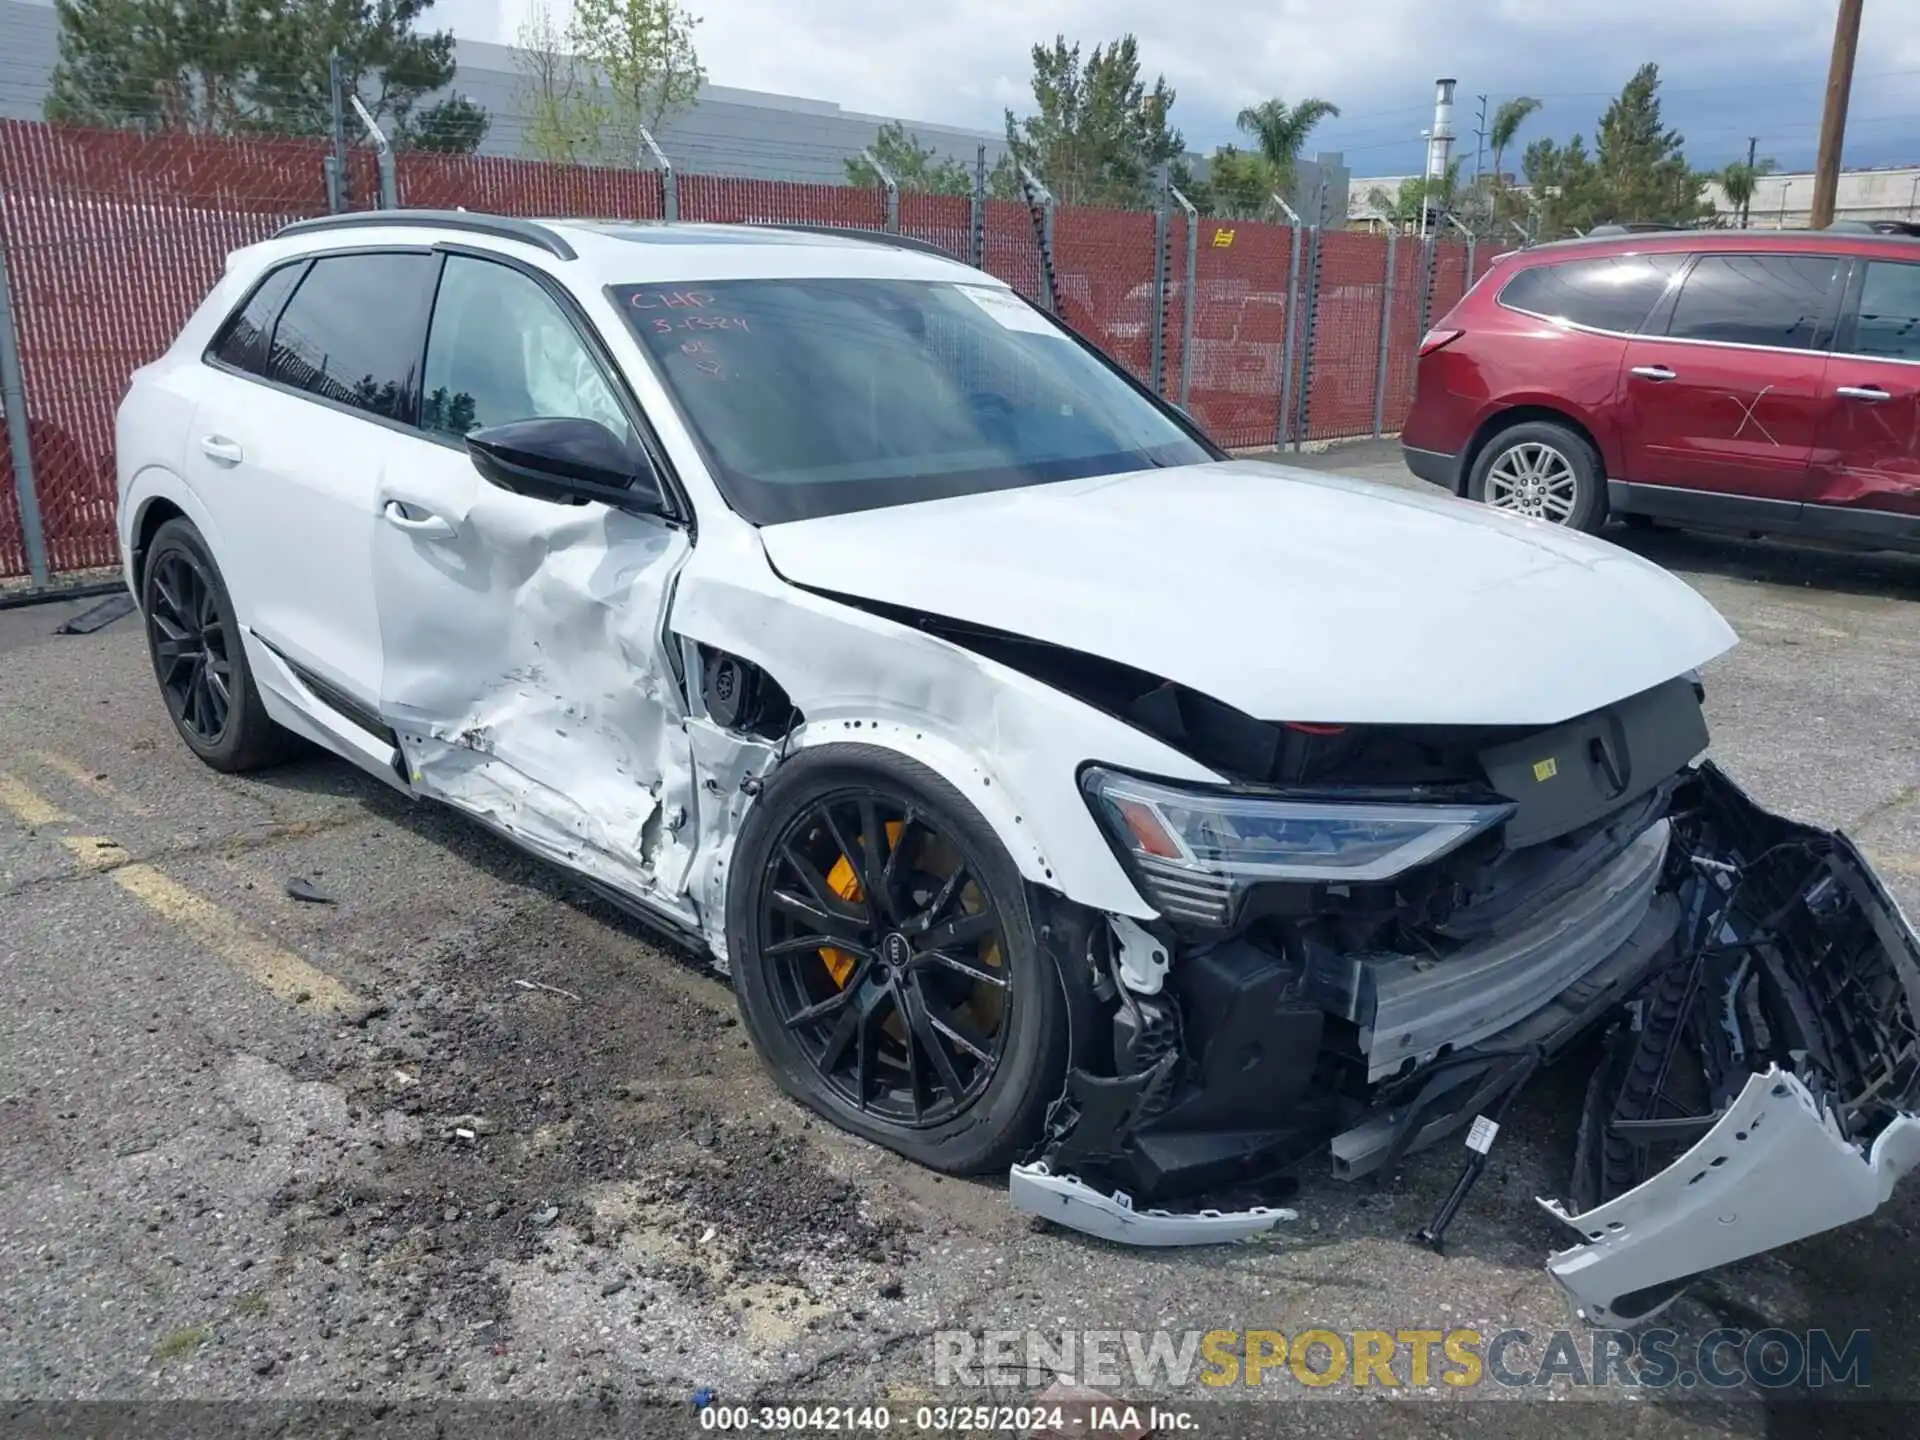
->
(1836, 385, 1891, 402)
(1630, 365, 1677, 382)
(382, 499, 458, 540)
(199, 435, 244, 464)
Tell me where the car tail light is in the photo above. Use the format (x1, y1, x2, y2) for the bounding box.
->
(1418, 328, 1464, 357)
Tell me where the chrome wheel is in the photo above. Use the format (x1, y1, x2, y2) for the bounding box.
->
(1484, 441, 1580, 523)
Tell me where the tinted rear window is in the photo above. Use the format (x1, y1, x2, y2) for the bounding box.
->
(208, 262, 304, 375)
(264, 253, 438, 422)
(1498, 254, 1683, 333)
(1663, 253, 1844, 351)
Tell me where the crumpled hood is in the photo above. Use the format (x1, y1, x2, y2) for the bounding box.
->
(757, 460, 1737, 727)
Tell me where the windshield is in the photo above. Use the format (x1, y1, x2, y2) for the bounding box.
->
(610, 278, 1214, 524)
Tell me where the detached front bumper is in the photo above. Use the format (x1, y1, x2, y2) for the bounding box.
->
(1012, 764, 1920, 1311)
(1543, 1066, 1920, 1323)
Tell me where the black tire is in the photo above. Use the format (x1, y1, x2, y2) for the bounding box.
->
(1467, 420, 1607, 534)
(726, 745, 1070, 1175)
(141, 518, 297, 773)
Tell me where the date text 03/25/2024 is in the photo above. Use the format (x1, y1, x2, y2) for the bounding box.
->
(695, 1403, 1198, 1433)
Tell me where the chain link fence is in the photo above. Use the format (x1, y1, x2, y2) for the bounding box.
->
(0, 115, 1496, 589)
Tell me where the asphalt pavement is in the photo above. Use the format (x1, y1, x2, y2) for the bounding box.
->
(3, 442, 1918, 1433)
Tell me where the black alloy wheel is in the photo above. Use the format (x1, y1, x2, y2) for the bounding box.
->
(147, 548, 233, 745)
(727, 747, 1075, 1175)
(140, 518, 297, 772)
(757, 788, 1011, 1126)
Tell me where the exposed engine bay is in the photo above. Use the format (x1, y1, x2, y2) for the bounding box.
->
(1000, 660, 1920, 1321)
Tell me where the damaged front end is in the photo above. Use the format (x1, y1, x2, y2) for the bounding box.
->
(1011, 675, 1920, 1316)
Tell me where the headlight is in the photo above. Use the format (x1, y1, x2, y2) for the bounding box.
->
(1082, 766, 1514, 926)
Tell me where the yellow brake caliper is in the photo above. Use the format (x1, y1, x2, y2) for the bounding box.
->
(819, 821, 902, 987)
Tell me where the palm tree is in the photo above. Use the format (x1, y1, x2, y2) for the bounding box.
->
(1234, 97, 1341, 206)
(1718, 157, 1776, 228)
(1488, 96, 1541, 184)
(1719, 163, 1758, 229)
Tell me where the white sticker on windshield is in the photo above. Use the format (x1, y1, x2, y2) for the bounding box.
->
(957, 285, 1062, 335)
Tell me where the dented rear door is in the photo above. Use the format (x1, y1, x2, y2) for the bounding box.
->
(1807, 256, 1920, 541)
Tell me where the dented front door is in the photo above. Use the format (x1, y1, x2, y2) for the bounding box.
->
(1616, 252, 1847, 508)
(370, 252, 700, 917)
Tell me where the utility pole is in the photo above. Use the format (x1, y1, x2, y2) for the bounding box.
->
(1743, 135, 1758, 228)
(1810, 0, 1865, 230)
(1472, 94, 1488, 186)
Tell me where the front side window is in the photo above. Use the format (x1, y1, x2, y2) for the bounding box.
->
(1842, 261, 1920, 361)
(1663, 254, 1844, 352)
(613, 278, 1212, 524)
(265, 253, 437, 423)
(1497, 254, 1683, 333)
(422, 256, 632, 444)
(208, 261, 305, 374)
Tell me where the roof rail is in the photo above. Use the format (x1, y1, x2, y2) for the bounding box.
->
(749, 223, 965, 262)
(275, 210, 577, 261)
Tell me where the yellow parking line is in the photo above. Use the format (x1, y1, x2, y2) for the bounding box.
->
(60, 835, 131, 872)
(0, 768, 357, 1015)
(32, 750, 151, 815)
(0, 771, 75, 827)
(109, 864, 358, 1014)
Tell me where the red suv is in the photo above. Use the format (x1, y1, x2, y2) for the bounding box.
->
(1402, 230, 1920, 551)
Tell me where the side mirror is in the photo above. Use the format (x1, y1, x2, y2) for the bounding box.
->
(465, 417, 669, 517)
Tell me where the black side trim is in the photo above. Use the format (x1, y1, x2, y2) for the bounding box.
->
(277, 211, 577, 261)
(1800, 500, 1920, 547)
(252, 635, 395, 744)
(1609, 480, 1920, 552)
(1608, 480, 1802, 531)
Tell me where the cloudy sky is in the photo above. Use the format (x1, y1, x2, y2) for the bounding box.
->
(438, 0, 1920, 177)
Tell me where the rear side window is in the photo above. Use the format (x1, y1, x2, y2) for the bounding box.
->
(1663, 254, 1844, 351)
(208, 262, 304, 374)
(1498, 255, 1683, 333)
(264, 253, 438, 423)
(1841, 261, 1920, 361)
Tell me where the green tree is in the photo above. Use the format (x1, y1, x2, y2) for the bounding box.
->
(568, 0, 704, 164)
(1488, 95, 1540, 183)
(1203, 144, 1271, 219)
(1522, 65, 1709, 237)
(1364, 159, 1463, 230)
(242, 0, 480, 147)
(1232, 96, 1340, 205)
(1717, 155, 1776, 228)
(1592, 63, 1709, 227)
(46, 0, 252, 132)
(45, 0, 489, 152)
(1003, 34, 1183, 208)
(845, 121, 972, 196)
(408, 92, 489, 152)
(1522, 134, 1601, 236)
(513, 0, 604, 163)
